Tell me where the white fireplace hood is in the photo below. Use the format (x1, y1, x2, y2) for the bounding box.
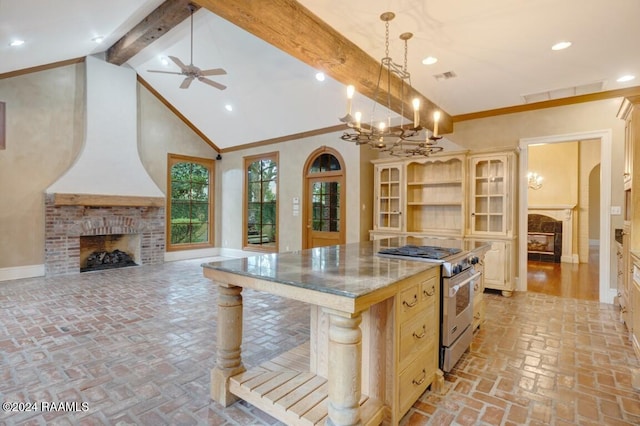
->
(46, 56, 163, 198)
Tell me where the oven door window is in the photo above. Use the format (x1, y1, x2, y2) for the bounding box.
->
(456, 281, 471, 317)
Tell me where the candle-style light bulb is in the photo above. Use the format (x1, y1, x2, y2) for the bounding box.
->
(346, 85, 355, 116)
(412, 98, 420, 128)
(378, 121, 386, 132)
(433, 110, 441, 137)
(355, 111, 362, 129)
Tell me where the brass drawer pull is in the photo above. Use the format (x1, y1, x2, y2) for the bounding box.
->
(412, 369, 426, 386)
(403, 294, 418, 308)
(413, 325, 426, 339)
(423, 285, 435, 297)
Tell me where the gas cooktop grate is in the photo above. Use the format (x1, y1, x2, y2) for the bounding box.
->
(378, 245, 462, 260)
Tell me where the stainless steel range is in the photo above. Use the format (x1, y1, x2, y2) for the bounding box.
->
(378, 244, 482, 372)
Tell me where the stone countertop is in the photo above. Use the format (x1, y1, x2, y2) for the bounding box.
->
(202, 237, 489, 300)
(202, 239, 441, 299)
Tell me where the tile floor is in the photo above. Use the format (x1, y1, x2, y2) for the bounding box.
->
(1, 258, 639, 425)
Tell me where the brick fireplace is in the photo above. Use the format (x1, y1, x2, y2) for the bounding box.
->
(45, 193, 165, 276)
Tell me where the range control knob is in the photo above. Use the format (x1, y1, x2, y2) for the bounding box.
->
(452, 263, 461, 274)
(468, 255, 479, 265)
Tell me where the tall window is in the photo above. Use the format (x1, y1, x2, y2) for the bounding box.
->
(167, 154, 214, 251)
(244, 152, 278, 252)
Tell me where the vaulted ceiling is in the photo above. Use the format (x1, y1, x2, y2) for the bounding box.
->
(2, 0, 640, 152)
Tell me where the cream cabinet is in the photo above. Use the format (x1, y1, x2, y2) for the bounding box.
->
(472, 261, 485, 331)
(373, 162, 404, 232)
(405, 155, 466, 236)
(468, 152, 516, 237)
(632, 255, 640, 360)
(372, 152, 467, 239)
(466, 150, 518, 296)
(618, 96, 640, 337)
(618, 234, 631, 329)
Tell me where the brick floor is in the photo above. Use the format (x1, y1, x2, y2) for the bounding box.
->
(0, 258, 639, 425)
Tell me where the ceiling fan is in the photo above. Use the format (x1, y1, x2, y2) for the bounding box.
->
(147, 5, 227, 90)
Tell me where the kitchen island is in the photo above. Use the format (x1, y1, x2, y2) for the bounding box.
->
(202, 238, 485, 425)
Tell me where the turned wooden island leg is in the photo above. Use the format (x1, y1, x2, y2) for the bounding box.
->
(211, 284, 246, 406)
(326, 311, 363, 426)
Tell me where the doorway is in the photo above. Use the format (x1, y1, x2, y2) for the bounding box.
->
(302, 147, 346, 249)
(519, 130, 614, 303)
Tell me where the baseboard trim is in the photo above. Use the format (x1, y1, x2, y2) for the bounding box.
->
(0, 264, 45, 282)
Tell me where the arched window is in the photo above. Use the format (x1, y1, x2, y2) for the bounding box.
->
(166, 154, 214, 251)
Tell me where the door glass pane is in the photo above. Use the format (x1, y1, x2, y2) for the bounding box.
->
(312, 181, 341, 232)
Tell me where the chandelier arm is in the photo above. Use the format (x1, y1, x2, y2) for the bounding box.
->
(339, 11, 441, 158)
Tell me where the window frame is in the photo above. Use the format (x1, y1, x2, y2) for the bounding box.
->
(166, 153, 215, 252)
(243, 151, 279, 253)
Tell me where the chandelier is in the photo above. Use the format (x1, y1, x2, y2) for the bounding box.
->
(339, 12, 443, 157)
(527, 172, 543, 190)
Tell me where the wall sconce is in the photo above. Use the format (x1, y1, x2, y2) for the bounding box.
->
(528, 172, 543, 190)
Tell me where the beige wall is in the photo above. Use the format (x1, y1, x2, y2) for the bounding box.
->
(0, 63, 216, 270)
(528, 142, 579, 206)
(215, 133, 365, 252)
(450, 99, 625, 291)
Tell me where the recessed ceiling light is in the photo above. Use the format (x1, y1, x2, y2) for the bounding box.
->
(551, 41, 572, 51)
(92, 36, 105, 44)
(9, 39, 24, 47)
(315, 72, 325, 82)
(160, 57, 169, 66)
(617, 75, 636, 83)
(422, 56, 438, 65)
(225, 104, 233, 112)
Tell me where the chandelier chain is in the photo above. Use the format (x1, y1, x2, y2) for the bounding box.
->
(385, 20, 390, 58)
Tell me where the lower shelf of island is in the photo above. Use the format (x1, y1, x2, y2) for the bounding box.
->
(228, 342, 384, 426)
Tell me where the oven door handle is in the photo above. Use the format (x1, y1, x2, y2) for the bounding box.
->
(448, 271, 482, 298)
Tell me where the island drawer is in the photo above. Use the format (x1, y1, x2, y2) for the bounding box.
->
(399, 306, 436, 368)
(398, 346, 437, 416)
(398, 270, 438, 324)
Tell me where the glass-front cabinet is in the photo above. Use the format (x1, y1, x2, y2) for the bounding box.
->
(373, 162, 403, 232)
(467, 150, 517, 297)
(469, 155, 509, 236)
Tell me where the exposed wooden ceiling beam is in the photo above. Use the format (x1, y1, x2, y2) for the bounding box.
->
(193, 0, 453, 135)
(106, 0, 200, 66)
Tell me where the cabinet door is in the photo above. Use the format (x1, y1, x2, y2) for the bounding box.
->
(483, 241, 507, 289)
(374, 164, 403, 231)
(470, 155, 508, 235)
(632, 265, 640, 352)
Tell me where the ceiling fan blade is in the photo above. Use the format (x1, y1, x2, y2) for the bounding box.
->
(180, 77, 195, 89)
(168, 55, 189, 71)
(198, 77, 226, 90)
(200, 68, 227, 76)
(147, 70, 184, 75)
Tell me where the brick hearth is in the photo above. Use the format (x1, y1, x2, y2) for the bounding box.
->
(44, 193, 165, 276)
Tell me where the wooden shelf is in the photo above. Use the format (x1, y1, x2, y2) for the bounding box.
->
(229, 343, 384, 426)
(407, 201, 462, 206)
(407, 180, 462, 186)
